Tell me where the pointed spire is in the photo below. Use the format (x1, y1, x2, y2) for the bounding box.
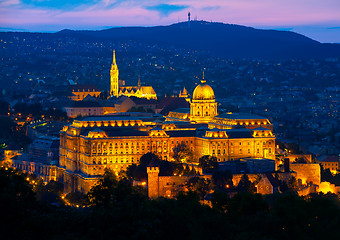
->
(137, 75, 141, 88)
(183, 86, 188, 95)
(112, 50, 116, 65)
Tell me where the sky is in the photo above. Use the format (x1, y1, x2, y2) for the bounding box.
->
(0, 0, 340, 43)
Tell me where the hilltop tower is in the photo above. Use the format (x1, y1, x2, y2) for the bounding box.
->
(110, 50, 119, 97)
(188, 12, 191, 28)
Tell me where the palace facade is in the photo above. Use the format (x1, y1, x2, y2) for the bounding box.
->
(59, 77, 275, 193)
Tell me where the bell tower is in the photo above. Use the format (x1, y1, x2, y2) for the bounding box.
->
(110, 50, 119, 97)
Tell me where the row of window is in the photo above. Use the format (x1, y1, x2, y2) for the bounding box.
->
(212, 148, 272, 155)
(91, 157, 139, 165)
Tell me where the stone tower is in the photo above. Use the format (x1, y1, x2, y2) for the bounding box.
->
(147, 166, 160, 199)
(110, 50, 119, 97)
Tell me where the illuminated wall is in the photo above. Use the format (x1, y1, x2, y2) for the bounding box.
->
(58, 115, 275, 193)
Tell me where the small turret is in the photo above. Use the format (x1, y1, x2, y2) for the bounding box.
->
(137, 75, 141, 89)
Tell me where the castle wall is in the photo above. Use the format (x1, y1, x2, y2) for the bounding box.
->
(290, 163, 321, 185)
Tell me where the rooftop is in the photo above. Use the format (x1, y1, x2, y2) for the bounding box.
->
(216, 112, 268, 120)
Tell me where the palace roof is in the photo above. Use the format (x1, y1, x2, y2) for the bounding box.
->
(215, 112, 268, 120)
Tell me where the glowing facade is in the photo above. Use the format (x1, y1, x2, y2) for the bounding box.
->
(110, 51, 157, 100)
(58, 69, 276, 193)
(70, 85, 101, 101)
(110, 50, 119, 97)
(190, 77, 217, 123)
(59, 114, 275, 193)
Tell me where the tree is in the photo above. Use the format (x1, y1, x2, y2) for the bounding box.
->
(127, 152, 178, 181)
(227, 192, 268, 219)
(99, 90, 109, 100)
(172, 142, 194, 163)
(237, 174, 256, 193)
(0, 100, 9, 115)
(173, 163, 184, 175)
(211, 190, 230, 213)
(44, 107, 68, 121)
(86, 169, 146, 208)
(65, 191, 85, 206)
(182, 165, 191, 175)
(185, 176, 214, 200)
(0, 116, 16, 139)
(199, 155, 218, 173)
(86, 169, 119, 208)
(212, 169, 233, 190)
(0, 167, 37, 215)
(287, 176, 299, 190)
(295, 157, 307, 163)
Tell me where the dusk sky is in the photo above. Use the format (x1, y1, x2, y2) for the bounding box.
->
(1, 0, 340, 43)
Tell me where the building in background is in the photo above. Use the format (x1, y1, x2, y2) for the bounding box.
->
(110, 50, 157, 100)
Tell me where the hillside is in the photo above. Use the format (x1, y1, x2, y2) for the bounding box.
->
(56, 21, 340, 59)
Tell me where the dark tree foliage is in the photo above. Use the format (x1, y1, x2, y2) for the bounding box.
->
(44, 107, 68, 121)
(185, 177, 214, 200)
(172, 142, 194, 163)
(2, 167, 340, 240)
(0, 116, 16, 139)
(85, 169, 147, 208)
(295, 157, 307, 163)
(199, 155, 218, 173)
(65, 191, 86, 206)
(212, 169, 233, 190)
(237, 174, 257, 193)
(0, 167, 37, 233)
(182, 165, 191, 175)
(0, 116, 31, 148)
(321, 168, 340, 186)
(0, 100, 10, 115)
(126, 152, 178, 180)
(211, 190, 230, 213)
(14, 102, 43, 117)
(99, 90, 109, 100)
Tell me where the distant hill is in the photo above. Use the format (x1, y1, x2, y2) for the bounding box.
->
(56, 21, 340, 59)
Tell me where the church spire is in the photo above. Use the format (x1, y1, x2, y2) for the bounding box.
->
(110, 50, 119, 97)
(112, 50, 116, 65)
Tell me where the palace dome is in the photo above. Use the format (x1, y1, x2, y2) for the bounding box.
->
(192, 80, 215, 100)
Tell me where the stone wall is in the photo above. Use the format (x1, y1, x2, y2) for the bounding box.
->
(290, 163, 321, 185)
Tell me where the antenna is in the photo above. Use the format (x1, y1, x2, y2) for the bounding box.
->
(188, 12, 191, 28)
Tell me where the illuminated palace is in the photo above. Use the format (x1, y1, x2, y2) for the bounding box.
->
(59, 76, 275, 193)
(110, 50, 157, 100)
